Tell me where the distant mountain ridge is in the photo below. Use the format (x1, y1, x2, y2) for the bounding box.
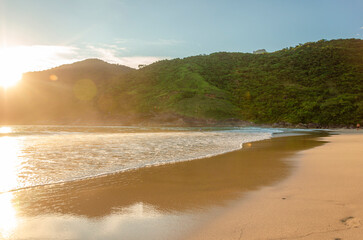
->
(1, 39, 362, 126)
(24, 58, 134, 84)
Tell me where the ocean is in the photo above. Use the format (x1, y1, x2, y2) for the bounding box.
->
(0, 125, 282, 193)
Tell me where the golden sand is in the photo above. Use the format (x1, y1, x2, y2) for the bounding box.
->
(188, 133, 363, 240)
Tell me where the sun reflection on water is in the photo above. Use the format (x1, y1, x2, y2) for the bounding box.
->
(0, 127, 12, 134)
(0, 135, 21, 192)
(0, 127, 20, 238)
(0, 193, 17, 239)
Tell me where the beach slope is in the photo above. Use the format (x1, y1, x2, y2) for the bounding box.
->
(188, 133, 363, 240)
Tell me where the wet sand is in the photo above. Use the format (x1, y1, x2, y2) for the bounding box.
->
(188, 132, 363, 240)
(4, 132, 327, 239)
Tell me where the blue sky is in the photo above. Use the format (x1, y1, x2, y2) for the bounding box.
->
(0, 0, 362, 69)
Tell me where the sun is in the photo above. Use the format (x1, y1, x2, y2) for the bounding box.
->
(0, 67, 23, 88)
(0, 45, 78, 88)
(0, 47, 24, 88)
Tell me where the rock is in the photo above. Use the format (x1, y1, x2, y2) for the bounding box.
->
(295, 123, 308, 128)
(307, 123, 320, 129)
(272, 122, 292, 128)
(272, 123, 280, 128)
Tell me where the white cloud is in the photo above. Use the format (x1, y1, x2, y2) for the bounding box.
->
(86, 45, 123, 64)
(116, 56, 168, 68)
(85, 45, 169, 68)
(95, 43, 127, 51)
(0, 45, 81, 73)
(0, 44, 170, 74)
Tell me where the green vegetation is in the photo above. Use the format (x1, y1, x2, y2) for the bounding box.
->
(112, 38, 362, 125)
(1, 39, 362, 126)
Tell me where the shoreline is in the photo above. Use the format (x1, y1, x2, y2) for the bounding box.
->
(13, 133, 313, 216)
(1, 127, 279, 194)
(5, 132, 328, 239)
(187, 131, 363, 240)
(0, 121, 358, 130)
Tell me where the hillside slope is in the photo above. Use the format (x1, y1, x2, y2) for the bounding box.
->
(109, 39, 362, 125)
(1, 59, 134, 124)
(1, 39, 362, 126)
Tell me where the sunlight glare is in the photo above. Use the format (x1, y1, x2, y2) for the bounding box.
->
(0, 127, 12, 134)
(0, 45, 78, 88)
(0, 193, 17, 239)
(0, 128, 20, 238)
(0, 48, 23, 88)
(0, 136, 21, 193)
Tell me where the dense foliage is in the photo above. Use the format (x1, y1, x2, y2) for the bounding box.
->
(1, 39, 362, 125)
(113, 39, 362, 125)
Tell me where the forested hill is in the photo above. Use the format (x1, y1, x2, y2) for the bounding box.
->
(111, 38, 363, 126)
(24, 58, 134, 84)
(1, 59, 135, 124)
(1, 39, 362, 126)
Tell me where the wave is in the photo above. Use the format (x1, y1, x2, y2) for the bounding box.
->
(0, 127, 284, 193)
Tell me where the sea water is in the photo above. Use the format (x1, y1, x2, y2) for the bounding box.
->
(0, 125, 283, 193)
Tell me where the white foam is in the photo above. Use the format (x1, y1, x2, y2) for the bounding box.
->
(0, 126, 283, 192)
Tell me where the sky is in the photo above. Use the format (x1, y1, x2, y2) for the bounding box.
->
(0, 0, 362, 70)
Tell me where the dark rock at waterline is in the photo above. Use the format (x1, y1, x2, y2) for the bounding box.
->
(295, 123, 308, 129)
(272, 122, 293, 128)
(307, 123, 321, 129)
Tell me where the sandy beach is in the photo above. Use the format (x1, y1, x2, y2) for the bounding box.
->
(188, 131, 363, 240)
(4, 130, 328, 240)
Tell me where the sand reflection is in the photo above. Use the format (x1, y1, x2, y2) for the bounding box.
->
(5, 203, 198, 240)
